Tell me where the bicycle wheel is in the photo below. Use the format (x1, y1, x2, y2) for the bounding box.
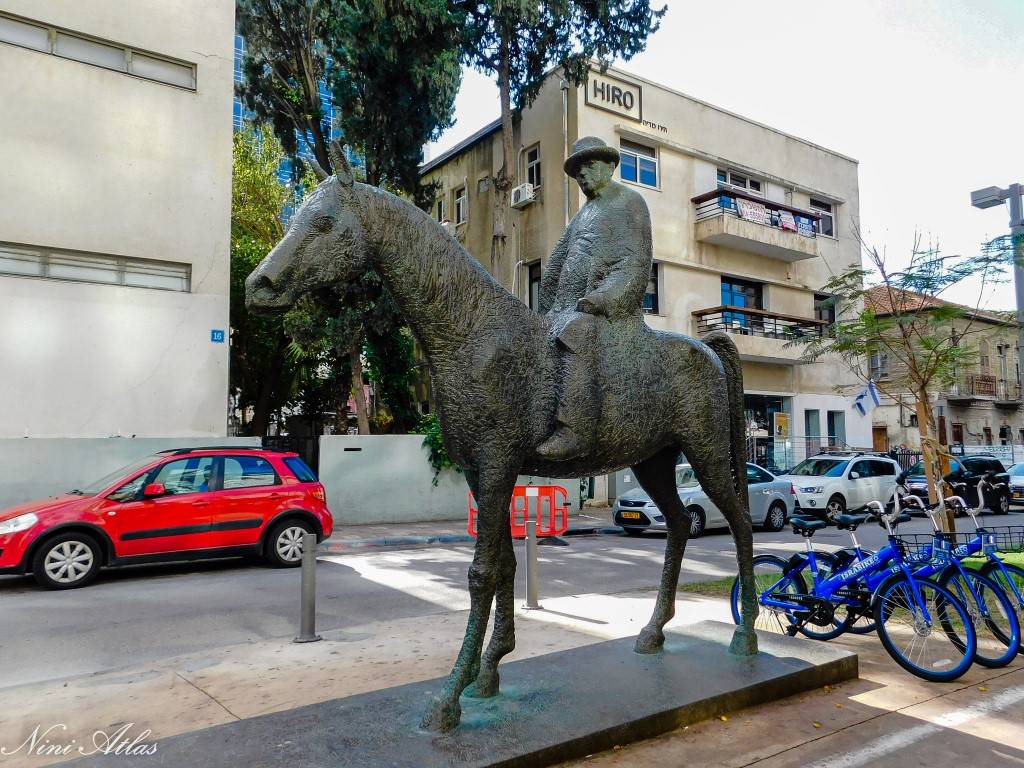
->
(981, 560, 1024, 654)
(873, 576, 976, 682)
(797, 551, 855, 641)
(731, 554, 806, 636)
(939, 568, 1020, 668)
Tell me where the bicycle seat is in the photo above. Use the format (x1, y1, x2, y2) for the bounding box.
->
(790, 517, 827, 536)
(834, 514, 867, 531)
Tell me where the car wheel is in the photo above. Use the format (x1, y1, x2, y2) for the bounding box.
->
(686, 506, 706, 538)
(762, 501, 787, 532)
(623, 527, 644, 537)
(997, 491, 1010, 515)
(32, 533, 102, 590)
(266, 519, 315, 567)
(826, 495, 846, 520)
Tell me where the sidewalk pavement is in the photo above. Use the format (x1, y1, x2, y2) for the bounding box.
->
(320, 505, 620, 553)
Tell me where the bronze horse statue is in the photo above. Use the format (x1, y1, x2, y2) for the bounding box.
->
(245, 143, 759, 733)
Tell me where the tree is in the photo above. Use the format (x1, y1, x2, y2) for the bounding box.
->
(456, 1, 666, 269)
(236, 0, 333, 172)
(328, 0, 461, 204)
(796, 235, 1014, 530)
(230, 124, 299, 435)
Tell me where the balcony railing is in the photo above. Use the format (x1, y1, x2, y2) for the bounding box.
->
(692, 305, 827, 339)
(691, 187, 821, 239)
(946, 374, 1005, 400)
(997, 379, 1022, 403)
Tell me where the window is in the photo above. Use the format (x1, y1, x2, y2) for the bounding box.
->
(107, 474, 149, 503)
(527, 261, 542, 310)
(721, 277, 762, 326)
(454, 187, 467, 225)
(809, 198, 835, 237)
(0, 241, 190, 291)
(717, 168, 762, 195)
(746, 465, 775, 484)
(223, 456, 280, 489)
(435, 199, 444, 222)
(850, 460, 871, 478)
(869, 351, 890, 379)
(152, 457, 216, 495)
(814, 293, 836, 325)
(525, 145, 541, 189)
(870, 460, 896, 477)
(984, 427, 993, 446)
(0, 12, 196, 89)
(283, 457, 318, 483)
(643, 264, 659, 314)
(619, 140, 658, 188)
(952, 423, 964, 443)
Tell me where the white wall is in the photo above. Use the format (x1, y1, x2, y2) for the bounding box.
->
(319, 435, 580, 525)
(0, 0, 234, 437)
(0, 437, 259, 509)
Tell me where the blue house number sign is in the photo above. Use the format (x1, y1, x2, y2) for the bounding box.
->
(211, 329, 226, 343)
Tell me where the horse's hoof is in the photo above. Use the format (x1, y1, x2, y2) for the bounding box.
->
(634, 627, 665, 654)
(420, 696, 461, 732)
(729, 626, 758, 656)
(467, 669, 499, 699)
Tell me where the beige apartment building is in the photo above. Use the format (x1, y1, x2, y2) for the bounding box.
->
(421, 65, 869, 470)
(865, 287, 1024, 455)
(0, 2, 234, 437)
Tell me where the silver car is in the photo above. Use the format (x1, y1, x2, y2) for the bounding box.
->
(1007, 463, 1024, 505)
(612, 463, 795, 537)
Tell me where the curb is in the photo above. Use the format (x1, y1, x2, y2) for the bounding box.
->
(319, 525, 624, 553)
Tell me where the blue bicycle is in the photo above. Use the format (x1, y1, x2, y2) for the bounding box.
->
(730, 502, 978, 682)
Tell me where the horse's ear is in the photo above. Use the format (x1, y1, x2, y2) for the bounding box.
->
(330, 139, 354, 187)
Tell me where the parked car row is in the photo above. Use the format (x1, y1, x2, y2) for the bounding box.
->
(0, 447, 333, 589)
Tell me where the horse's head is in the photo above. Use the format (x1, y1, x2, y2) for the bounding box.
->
(245, 140, 368, 312)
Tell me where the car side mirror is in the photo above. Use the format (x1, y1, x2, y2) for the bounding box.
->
(849, 471, 860, 479)
(143, 482, 166, 498)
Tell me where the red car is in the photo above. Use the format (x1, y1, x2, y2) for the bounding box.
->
(0, 447, 333, 589)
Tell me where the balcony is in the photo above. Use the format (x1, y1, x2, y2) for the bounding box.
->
(943, 374, 1016, 404)
(691, 188, 822, 262)
(692, 305, 826, 365)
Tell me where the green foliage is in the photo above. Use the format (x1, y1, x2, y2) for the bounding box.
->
(230, 125, 300, 435)
(415, 414, 461, 485)
(457, 1, 667, 110)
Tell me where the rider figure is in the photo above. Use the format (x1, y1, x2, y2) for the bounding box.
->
(536, 136, 653, 461)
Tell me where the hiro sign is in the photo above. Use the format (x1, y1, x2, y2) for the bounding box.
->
(585, 70, 642, 122)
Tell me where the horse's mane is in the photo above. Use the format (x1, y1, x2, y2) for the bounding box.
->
(356, 184, 538, 348)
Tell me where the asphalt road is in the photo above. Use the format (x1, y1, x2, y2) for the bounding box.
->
(2, 509, 1022, 690)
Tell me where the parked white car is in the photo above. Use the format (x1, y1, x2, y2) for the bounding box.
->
(613, 463, 795, 537)
(777, 452, 902, 518)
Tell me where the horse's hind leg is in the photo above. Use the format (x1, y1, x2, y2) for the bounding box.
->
(632, 445, 691, 654)
(469, 520, 515, 698)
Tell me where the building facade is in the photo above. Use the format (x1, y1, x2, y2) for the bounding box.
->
(865, 287, 1023, 453)
(421, 66, 870, 470)
(0, 2, 234, 438)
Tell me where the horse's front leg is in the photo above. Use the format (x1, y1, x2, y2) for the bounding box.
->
(421, 465, 516, 732)
(469, 520, 515, 698)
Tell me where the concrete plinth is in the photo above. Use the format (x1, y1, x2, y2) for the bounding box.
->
(65, 621, 856, 768)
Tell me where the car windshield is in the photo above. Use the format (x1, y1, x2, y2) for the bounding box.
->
(787, 458, 850, 477)
(1008, 464, 1024, 477)
(76, 456, 158, 496)
(675, 465, 699, 487)
(907, 459, 961, 476)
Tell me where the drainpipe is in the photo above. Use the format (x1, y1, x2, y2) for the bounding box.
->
(561, 79, 570, 227)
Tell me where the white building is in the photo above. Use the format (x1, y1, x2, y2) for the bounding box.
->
(0, 2, 234, 437)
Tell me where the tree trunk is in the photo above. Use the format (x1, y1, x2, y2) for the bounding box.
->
(350, 345, 371, 435)
(249, 341, 286, 436)
(916, 394, 954, 532)
(490, 37, 515, 274)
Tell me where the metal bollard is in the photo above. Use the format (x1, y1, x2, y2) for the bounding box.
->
(293, 532, 322, 643)
(524, 519, 542, 609)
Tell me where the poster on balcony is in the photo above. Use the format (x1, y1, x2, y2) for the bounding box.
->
(779, 210, 797, 232)
(736, 197, 769, 225)
(796, 215, 816, 237)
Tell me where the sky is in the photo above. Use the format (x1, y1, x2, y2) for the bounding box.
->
(427, 0, 1024, 311)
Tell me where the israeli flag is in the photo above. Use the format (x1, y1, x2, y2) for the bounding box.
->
(853, 380, 881, 417)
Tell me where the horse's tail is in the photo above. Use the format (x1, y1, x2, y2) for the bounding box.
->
(704, 331, 749, 512)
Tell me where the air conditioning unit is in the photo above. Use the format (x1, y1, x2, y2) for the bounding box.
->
(511, 183, 536, 209)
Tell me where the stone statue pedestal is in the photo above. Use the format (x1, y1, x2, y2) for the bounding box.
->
(68, 621, 856, 768)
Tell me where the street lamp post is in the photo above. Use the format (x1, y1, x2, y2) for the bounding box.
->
(971, 183, 1024, 387)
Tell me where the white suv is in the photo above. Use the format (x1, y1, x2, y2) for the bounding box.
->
(778, 452, 902, 518)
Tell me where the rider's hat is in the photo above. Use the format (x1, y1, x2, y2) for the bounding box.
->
(564, 136, 620, 177)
